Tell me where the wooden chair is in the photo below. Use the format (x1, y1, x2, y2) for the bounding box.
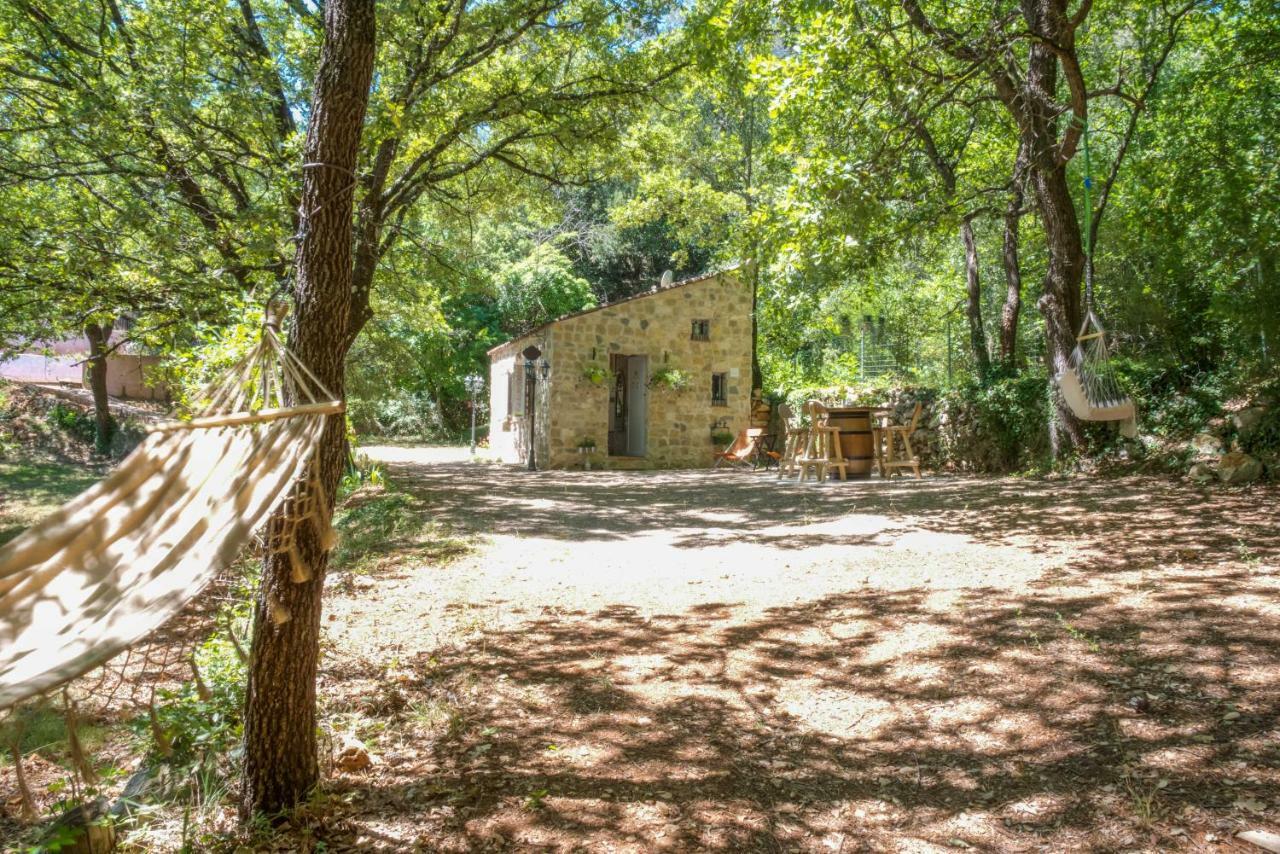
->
(776, 404, 807, 479)
(798, 400, 848, 482)
(714, 427, 764, 468)
(875, 401, 923, 479)
(754, 431, 780, 470)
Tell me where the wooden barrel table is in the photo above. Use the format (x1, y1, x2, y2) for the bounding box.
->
(824, 406, 877, 479)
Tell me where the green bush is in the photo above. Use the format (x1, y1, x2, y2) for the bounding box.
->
(347, 391, 443, 439)
(46, 402, 97, 445)
(648, 365, 690, 391)
(937, 369, 1050, 473)
(1112, 357, 1227, 439)
(145, 634, 246, 767)
(1241, 403, 1280, 459)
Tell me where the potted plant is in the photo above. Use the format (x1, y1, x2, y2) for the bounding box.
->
(581, 360, 609, 386)
(711, 428, 735, 446)
(648, 365, 689, 391)
(576, 437, 597, 470)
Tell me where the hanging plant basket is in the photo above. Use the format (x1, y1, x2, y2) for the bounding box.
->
(648, 366, 689, 392)
(581, 360, 609, 386)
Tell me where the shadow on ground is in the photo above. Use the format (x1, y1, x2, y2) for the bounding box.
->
(316, 460, 1279, 851)
(384, 459, 1279, 572)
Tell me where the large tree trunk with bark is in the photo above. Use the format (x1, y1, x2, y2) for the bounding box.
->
(960, 216, 990, 378)
(83, 322, 115, 456)
(1031, 162, 1087, 449)
(1020, 2, 1089, 451)
(1000, 148, 1028, 367)
(241, 0, 376, 820)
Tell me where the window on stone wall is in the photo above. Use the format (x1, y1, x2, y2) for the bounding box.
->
(506, 370, 524, 416)
(711, 372, 728, 406)
(691, 319, 710, 341)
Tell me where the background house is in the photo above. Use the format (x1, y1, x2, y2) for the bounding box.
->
(0, 320, 169, 400)
(487, 269, 754, 468)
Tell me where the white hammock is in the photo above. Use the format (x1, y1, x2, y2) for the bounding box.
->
(1055, 310, 1138, 438)
(0, 328, 342, 710)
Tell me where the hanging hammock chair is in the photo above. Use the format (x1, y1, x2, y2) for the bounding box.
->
(0, 319, 342, 711)
(1053, 118, 1139, 439)
(1056, 309, 1138, 438)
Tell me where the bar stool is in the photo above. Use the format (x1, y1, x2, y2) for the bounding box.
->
(876, 402, 923, 478)
(776, 403, 807, 479)
(798, 400, 848, 482)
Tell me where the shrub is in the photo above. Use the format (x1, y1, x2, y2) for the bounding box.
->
(648, 366, 689, 391)
(937, 369, 1050, 473)
(1113, 357, 1226, 439)
(47, 402, 96, 445)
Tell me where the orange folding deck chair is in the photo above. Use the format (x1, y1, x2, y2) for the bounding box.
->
(713, 427, 763, 468)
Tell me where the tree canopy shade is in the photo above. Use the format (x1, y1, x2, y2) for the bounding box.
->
(0, 0, 1278, 824)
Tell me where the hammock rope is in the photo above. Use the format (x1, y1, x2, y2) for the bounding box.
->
(1055, 119, 1139, 439)
(0, 315, 343, 715)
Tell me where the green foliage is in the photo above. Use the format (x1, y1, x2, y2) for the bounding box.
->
(45, 404, 96, 446)
(130, 553, 259, 813)
(330, 488, 473, 575)
(340, 453, 386, 498)
(1, 0, 1276, 464)
(581, 360, 610, 385)
(147, 634, 247, 768)
(495, 243, 597, 336)
(0, 385, 12, 458)
(937, 370, 1051, 473)
(1112, 357, 1227, 439)
(647, 365, 690, 391)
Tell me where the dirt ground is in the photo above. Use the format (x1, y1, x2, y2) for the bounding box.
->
(308, 448, 1280, 852)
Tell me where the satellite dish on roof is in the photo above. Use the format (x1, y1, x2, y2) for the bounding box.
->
(659, 270, 674, 288)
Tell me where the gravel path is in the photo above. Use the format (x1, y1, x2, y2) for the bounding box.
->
(322, 448, 1280, 852)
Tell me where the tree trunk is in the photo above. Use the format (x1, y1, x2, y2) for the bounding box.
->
(241, 0, 376, 820)
(960, 216, 990, 378)
(344, 191, 385, 352)
(1000, 151, 1027, 367)
(1031, 162, 1087, 449)
(903, 0, 1095, 447)
(749, 255, 763, 391)
(83, 322, 115, 456)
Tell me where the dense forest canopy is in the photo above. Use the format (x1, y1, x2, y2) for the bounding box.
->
(1, 0, 1278, 831)
(0, 0, 1276, 444)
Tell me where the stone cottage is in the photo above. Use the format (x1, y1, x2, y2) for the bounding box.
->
(487, 268, 754, 469)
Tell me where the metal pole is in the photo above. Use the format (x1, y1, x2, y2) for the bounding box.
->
(526, 371, 536, 471)
(521, 347, 542, 472)
(469, 391, 477, 454)
(859, 325, 866, 381)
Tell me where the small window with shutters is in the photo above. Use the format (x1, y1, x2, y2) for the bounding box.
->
(506, 371, 524, 416)
(711, 372, 728, 406)
(691, 319, 710, 341)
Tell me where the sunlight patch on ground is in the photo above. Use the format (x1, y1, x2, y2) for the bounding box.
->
(862, 621, 957, 665)
(777, 686, 895, 738)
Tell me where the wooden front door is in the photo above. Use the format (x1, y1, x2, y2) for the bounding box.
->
(607, 354, 648, 456)
(608, 354, 627, 455)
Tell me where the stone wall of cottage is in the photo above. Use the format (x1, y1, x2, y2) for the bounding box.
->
(487, 347, 522, 463)
(544, 272, 753, 469)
